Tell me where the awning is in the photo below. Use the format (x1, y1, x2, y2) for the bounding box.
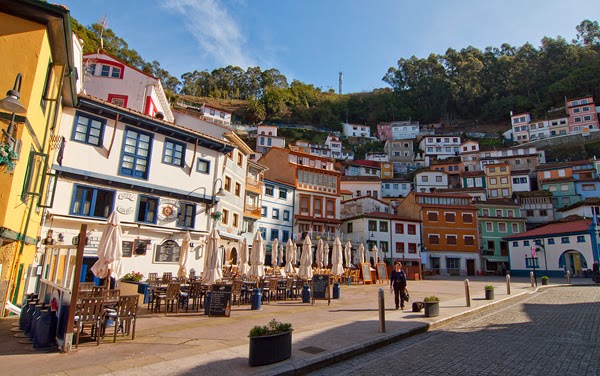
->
(484, 255, 509, 262)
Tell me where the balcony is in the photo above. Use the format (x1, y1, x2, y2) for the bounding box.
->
(246, 177, 263, 194)
(244, 204, 261, 219)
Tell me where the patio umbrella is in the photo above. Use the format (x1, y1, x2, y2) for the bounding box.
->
(316, 239, 324, 270)
(372, 245, 379, 265)
(278, 244, 284, 266)
(331, 237, 344, 277)
(271, 238, 279, 268)
(248, 231, 265, 278)
(298, 235, 313, 279)
(285, 238, 295, 274)
(358, 243, 365, 264)
(239, 237, 250, 276)
(202, 228, 223, 284)
(91, 211, 123, 283)
(177, 231, 192, 278)
(294, 242, 300, 266)
(344, 240, 352, 268)
(323, 242, 330, 268)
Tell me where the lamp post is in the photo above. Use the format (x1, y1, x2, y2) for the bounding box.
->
(537, 238, 548, 277)
(0, 73, 27, 149)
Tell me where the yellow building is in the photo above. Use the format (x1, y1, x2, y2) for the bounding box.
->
(0, 0, 78, 316)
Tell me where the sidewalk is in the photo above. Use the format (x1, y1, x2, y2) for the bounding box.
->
(1, 276, 590, 376)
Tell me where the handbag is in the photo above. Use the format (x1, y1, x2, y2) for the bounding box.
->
(401, 289, 410, 302)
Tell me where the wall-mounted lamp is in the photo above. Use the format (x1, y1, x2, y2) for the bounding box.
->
(0, 73, 26, 149)
(57, 233, 64, 242)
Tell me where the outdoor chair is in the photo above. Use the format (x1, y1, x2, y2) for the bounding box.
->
(161, 272, 173, 284)
(148, 273, 158, 281)
(277, 278, 294, 300)
(188, 271, 196, 281)
(79, 282, 95, 291)
(104, 295, 139, 343)
(156, 282, 181, 314)
(185, 282, 204, 312)
(91, 286, 106, 298)
(263, 278, 278, 303)
(231, 279, 243, 307)
(74, 297, 105, 348)
(147, 279, 161, 312)
(105, 289, 120, 302)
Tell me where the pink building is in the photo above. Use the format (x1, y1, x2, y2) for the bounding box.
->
(566, 96, 598, 135)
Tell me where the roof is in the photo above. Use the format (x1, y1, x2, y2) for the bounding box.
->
(341, 196, 389, 206)
(84, 51, 157, 80)
(351, 160, 381, 168)
(435, 187, 486, 193)
(514, 190, 553, 198)
(345, 211, 421, 223)
(340, 189, 353, 195)
(504, 218, 591, 239)
(476, 198, 520, 207)
(540, 177, 575, 184)
(511, 169, 531, 175)
(558, 197, 600, 212)
(461, 170, 485, 177)
(341, 176, 382, 182)
(536, 160, 593, 171)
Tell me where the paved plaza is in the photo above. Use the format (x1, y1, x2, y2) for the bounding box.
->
(0, 277, 595, 376)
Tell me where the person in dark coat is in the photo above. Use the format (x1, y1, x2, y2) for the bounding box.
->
(389, 261, 407, 310)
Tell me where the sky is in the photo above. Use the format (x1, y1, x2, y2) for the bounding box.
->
(59, 0, 600, 94)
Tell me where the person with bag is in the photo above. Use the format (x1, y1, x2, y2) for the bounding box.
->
(390, 261, 408, 310)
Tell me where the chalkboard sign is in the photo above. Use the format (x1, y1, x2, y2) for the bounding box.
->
(376, 263, 387, 282)
(154, 240, 181, 263)
(209, 284, 232, 317)
(134, 239, 148, 255)
(361, 263, 372, 284)
(122, 241, 133, 258)
(311, 274, 330, 305)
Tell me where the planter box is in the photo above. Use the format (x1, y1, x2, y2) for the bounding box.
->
(541, 279, 549, 285)
(485, 289, 494, 300)
(423, 301, 439, 317)
(118, 281, 145, 306)
(249, 331, 292, 366)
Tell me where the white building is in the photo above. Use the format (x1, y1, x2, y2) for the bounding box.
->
(510, 112, 531, 143)
(256, 179, 295, 261)
(342, 123, 371, 138)
(341, 176, 382, 200)
(381, 179, 412, 198)
(419, 136, 461, 160)
(198, 104, 232, 126)
(340, 196, 390, 219)
(511, 169, 531, 193)
(256, 124, 286, 154)
(390, 121, 421, 140)
(414, 170, 449, 193)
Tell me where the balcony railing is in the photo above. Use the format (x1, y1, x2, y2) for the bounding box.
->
(244, 204, 261, 218)
(246, 177, 263, 192)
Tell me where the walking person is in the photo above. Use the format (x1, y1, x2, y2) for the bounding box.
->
(390, 261, 407, 310)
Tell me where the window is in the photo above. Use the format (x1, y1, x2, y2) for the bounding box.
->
(548, 238, 555, 245)
(526, 210, 534, 216)
(107, 94, 128, 107)
(490, 178, 497, 185)
(463, 213, 473, 223)
(429, 234, 439, 245)
(137, 196, 158, 223)
(162, 139, 185, 166)
(421, 176, 429, 182)
(447, 258, 460, 271)
(495, 209, 502, 217)
(221, 208, 229, 225)
(447, 235, 457, 245)
(561, 237, 570, 244)
(261, 206, 267, 217)
(436, 176, 442, 182)
(71, 185, 115, 218)
(347, 222, 353, 233)
(380, 241, 389, 253)
(498, 223, 507, 232)
(512, 241, 519, 247)
(234, 182, 241, 197)
(72, 111, 105, 146)
(577, 235, 585, 243)
(282, 230, 290, 242)
(265, 185, 274, 196)
(283, 210, 290, 221)
(427, 212, 438, 221)
(486, 222, 493, 231)
(407, 224, 416, 235)
(260, 227, 267, 240)
(379, 221, 388, 232)
(464, 236, 475, 246)
(279, 188, 288, 199)
(120, 128, 152, 179)
(237, 153, 243, 167)
(197, 158, 210, 174)
(524, 240, 530, 246)
(507, 210, 514, 217)
(395, 223, 404, 234)
(512, 223, 519, 232)
(272, 208, 280, 219)
(99, 64, 122, 78)
(395, 242, 405, 253)
(368, 221, 377, 231)
(445, 213, 455, 222)
(270, 229, 279, 241)
(224, 176, 231, 192)
(172, 202, 194, 228)
(482, 209, 489, 216)
(314, 197, 322, 216)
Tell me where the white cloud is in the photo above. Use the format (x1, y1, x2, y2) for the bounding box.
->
(160, 0, 255, 68)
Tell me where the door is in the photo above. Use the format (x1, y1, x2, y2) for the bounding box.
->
(467, 259, 476, 276)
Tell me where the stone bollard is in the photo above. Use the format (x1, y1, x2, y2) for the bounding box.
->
(464, 279, 471, 307)
(506, 274, 511, 295)
(378, 288, 385, 333)
(530, 271, 534, 287)
(567, 271, 571, 284)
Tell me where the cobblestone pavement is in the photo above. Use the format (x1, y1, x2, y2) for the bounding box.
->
(310, 286, 600, 376)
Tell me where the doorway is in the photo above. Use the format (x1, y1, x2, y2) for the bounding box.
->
(467, 259, 476, 276)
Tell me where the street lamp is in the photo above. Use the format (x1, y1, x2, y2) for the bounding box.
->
(0, 73, 27, 149)
(208, 178, 226, 211)
(536, 239, 549, 277)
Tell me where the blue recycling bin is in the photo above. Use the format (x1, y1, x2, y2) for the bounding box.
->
(250, 288, 262, 310)
(29, 305, 47, 342)
(19, 294, 38, 331)
(137, 283, 150, 304)
(333, 283, 340, 299)
(33, 309, 57, 348)
(24, 301, 38, 336)
(204, 291, 212, 315)
(302, 285, 311, 303)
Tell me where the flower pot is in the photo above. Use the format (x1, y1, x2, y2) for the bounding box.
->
(119, 281, 144, 306)
(485, 289, 494, 300)
(248, 330, 292, 366)
(541, 279, 549, 285)
(423, 301, 439, 317)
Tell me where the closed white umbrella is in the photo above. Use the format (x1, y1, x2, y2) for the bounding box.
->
(285, 238, 295, 274)
(202, 228, 223, 284)
(331, 237, 344, 277)
(372, 245, 379, 265)
(271, 239, 279, 268)
(358, 243, 365, 264)
(298, 236, 313, 279)
(323, 242, 330, 268)
(177, 231, 192, 278)
(278, 244, 284, 266)
(294, 242, 300, 266)
(248, 231, 265, 278)
(239, 237, 250, 276)
(344, 240, 352, 268)
(316, 239, 324, 270)
(91, 211, 123, 283)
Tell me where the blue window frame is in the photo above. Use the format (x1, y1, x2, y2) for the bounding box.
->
(72, 111, 105, 146)
(163, 139, 185, 166)
(261, 206, 267, 217)
(260, 227, 267, 240)
(260, 137, 265, 145)
(137, 195, 158, 224)
(561, 237, 570, 244)
(270, 229, 279, 241)
(272, 208, 279, 219)
(267, 138, 272, 146)
(101, 65, 111, 77)
(120, 127, 152, 179)
(70, 185, 115, 218)
(548, 238, 555, 245)
(283, 210, 290, 222)
(265, 185, 274, 196)
(279, 188, 288, 200)
(512, 241, 518, 247)
(577, 236, 585, 243)
(282, 230, 289, 242)
(178, 202, 196, 228)
(196, 158, 210, 174)
(523, 241, 530, 246)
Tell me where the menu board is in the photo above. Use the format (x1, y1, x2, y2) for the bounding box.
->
(154, 240, 181, 263)
(311, 274, 330, 305)
(376, 263, 388, 282)
(361, 263, 372, 284)
(209, 284, 232, 317)
(122, 241, 133, 258)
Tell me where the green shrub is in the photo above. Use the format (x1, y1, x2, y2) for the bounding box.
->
(541, 276, 549, 281)
(249, 319, 293, 337)
(485, 285, 494, 290)
(423, 296, 439, 303)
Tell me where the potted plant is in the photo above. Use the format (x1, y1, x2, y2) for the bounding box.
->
(119, 271, 144, 304)
(541, 276, 549, 285)
(0, 143, 19, 173)
(248, 319, 293, 366)
(423, 296, 440, 317)
(210, 211, 222, 222)
(484, 285, 494, 300)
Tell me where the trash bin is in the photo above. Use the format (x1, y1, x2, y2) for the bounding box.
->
(29, 305, 47, 342)
(19, 294, 38, 331)
(250, 288, 262, 310)
(204, 291, 212, 315)
(137, 283, 150, 304)
(332, 283, 340, 299)
(302, 285, 311, 303)
(23, 301, 38, 336)
(33, 309, 57, 348)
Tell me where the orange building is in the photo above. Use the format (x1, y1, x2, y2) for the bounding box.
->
(396, 192, 480, 276)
